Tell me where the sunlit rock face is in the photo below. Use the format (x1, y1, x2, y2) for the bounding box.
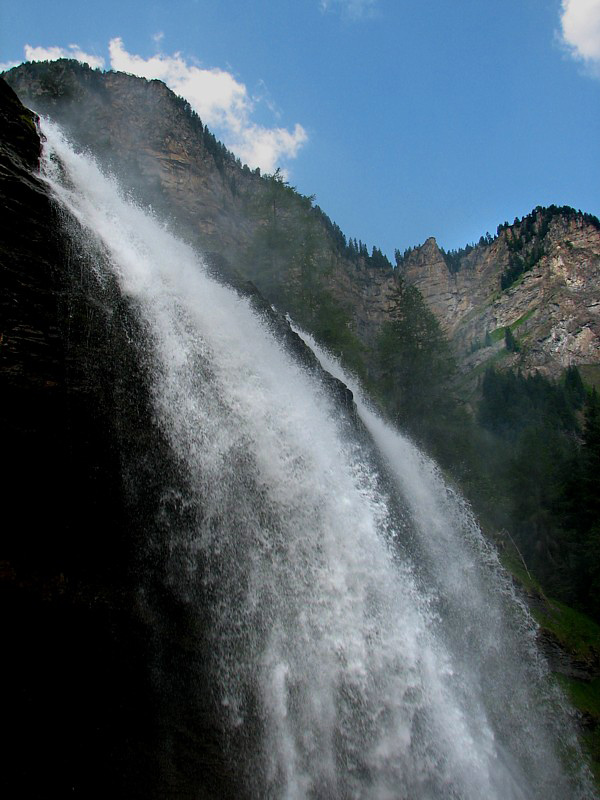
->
(396, 217, 600, 383)
(5, 60, 260, 263)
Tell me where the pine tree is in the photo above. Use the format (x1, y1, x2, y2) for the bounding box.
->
(504, 327, 520, 352)
(376, 279, 454, 438)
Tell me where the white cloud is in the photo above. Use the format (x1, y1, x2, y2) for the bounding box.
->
(320, 0, 378, 20)
(0, 59, 21, 72)
(108, 37, 307, 173)
(24, 43, 105, 70)
(559, 0, 600, 76)
(235, 124, 308, 175)
(109, 38, 250, 134)
(4, 37, 307, 173)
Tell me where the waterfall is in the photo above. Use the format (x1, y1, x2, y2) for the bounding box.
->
(40, 120, 593, 799)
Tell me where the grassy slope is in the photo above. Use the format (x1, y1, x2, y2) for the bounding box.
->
(499, 544, 600, 788)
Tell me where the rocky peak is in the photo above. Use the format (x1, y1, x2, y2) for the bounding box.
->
(4, 60, 262, 263)
(396, 208, 600, 385)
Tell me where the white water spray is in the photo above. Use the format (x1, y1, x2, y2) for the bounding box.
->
(40, 120, 593, 799)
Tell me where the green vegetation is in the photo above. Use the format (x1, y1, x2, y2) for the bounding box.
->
(500, 536, 600, 786)
(500, 244, 545, 291)
(481, 312, 535, 353)
(580, 365, 600, 391)
(241, 167, 368, 379)
(475, 367, 600, 615)
(511, 308, 536, 329)
(440, 238, 495, 273)
(468, 346, 510, 378)
(489, 326, 506, 343)
(454, 368, 600, 788)
(544, 608, 600, 784)
(538, 601, 600, 663)
(504, 326, 520, 352)
(441, 243, 476, 273)
(558, 673, 600, 785)
(368, 280, 481, 472)
(374, 279, 455, 441)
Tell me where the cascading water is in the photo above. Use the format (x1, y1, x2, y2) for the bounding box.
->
(40, 119, 593, 799)
(291, 328, 598, 797)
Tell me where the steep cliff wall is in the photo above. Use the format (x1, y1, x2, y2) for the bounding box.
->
(4, 60, 261, 263)
(0, 76, 246, 799)
(398, 211, 600, 384)
(3, 61, 398, 349)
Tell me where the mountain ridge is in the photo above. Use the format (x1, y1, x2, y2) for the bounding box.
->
(5, 58, 600, 389)
(397, 208, 600, 388)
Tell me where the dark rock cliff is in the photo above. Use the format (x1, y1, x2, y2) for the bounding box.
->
(0, 76, 239, 799)
(0, 76, 359, 799)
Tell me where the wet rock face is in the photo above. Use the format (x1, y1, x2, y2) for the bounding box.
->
(0, 77, 241, 799)
(1, 76, 159, 798)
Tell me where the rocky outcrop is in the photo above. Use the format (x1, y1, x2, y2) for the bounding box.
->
(398, 213, 600, 384)
(3, 62, 398, 356)
(4, 60, 262, 266)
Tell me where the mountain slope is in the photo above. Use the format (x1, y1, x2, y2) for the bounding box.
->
(5, 59, 600, 389)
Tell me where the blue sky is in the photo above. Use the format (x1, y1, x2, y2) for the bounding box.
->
(1, 0, 599, 256)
